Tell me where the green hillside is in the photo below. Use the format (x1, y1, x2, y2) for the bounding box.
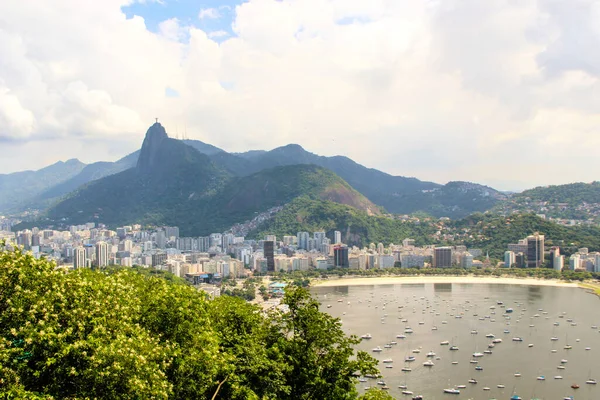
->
(497, 182, 600, 221)
(250, 197, 436, 248)
(42, 124, 380, 236)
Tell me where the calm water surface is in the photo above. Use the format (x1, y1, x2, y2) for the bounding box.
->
(312, 283, 600, 400)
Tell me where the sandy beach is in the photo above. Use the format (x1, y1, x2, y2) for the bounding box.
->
(312, 275, 580, 288)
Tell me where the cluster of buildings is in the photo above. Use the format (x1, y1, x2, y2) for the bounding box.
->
(504, 233, 600, 272)
(2, 222, 489, 280)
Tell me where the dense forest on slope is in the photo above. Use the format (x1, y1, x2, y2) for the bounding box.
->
(495, 182, 600, 221)
(0, 244, 379, 399)
(250, 197, 437, 247)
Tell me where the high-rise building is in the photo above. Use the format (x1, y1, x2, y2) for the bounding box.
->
(504, 251, 515, 267)
(569, 254, 580, 271)
(264, 241, 275, 272)
(198, 236, 210, 252)
(433, 247, 452, 268)
(155, 230, 166, 249)
(95, 241, 109, 268)
(461, 252, 474, 268)
(594, 253, 600, 273)
(314, 231, 326, 246)
(209, 233, 222, 249)
(526, 233, 544, 268)
(73, 246, 86, 269)
(334, 245, 349, 268)
(334, 230, 342, 244)
(297, 232, 309, 250)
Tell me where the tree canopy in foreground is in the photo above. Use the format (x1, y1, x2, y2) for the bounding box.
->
(0, 244, 378, 399)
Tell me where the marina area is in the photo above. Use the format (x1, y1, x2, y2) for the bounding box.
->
(312, 282, 600, 399)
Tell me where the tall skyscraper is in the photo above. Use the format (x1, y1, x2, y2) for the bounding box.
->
(526, 233, 545, 268)
(155, 230, 166, 249)
(433, 247, 452, 268)
(95, 241, 109, 268)
(297, 232, 309, 250)
(334, 230, 342, 244)
(73, 246, 86, 269)
(314, 231, 326, 246)
(504, 251, 515, 267)
(264, 241, 275, 272)
(334, 245, 349, 268)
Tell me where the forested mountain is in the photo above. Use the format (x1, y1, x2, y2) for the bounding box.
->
(496, 182, 600, 222)
(2, 128, 508, 219)
(43, 124, 378, 235)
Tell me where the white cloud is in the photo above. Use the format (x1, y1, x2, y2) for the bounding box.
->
(199, 7, 220, 19)
(208, 30, 229, 39)
(1, 0, 600, 190)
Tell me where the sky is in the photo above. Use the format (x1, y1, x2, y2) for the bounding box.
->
(1, 0, 599, 191)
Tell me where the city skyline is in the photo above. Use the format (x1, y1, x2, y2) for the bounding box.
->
(2, 1, 600, 191)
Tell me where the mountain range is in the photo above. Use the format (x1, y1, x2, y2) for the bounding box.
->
(5, 122, 598, 237)
(1, 122, 509, 223)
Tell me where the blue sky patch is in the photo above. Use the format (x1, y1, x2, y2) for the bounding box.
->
(122, 0, 242, 39)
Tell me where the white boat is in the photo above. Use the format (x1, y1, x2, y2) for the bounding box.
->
(557, 366, 565, 370)
(405, 356, 416, 362)
(483, 387, 490, 391)
(358, 377, 367, 382)
(472, 352, 484, 357)
(360, 333, 372, 340)
(372, 346, 383, 352)
(554, 376, 563, 379)
(382, 359, 393, 363)
(485, 333, 495, 338)
(528, 344, 534, 348)
(512, 337, 523, 342)
(451, 361, 458, 365)
(586, 379, 597, 385)
(551, 337, 559, 341)
(396, 334, 407, 339)
(497, 384, 505, 388)
(412, 349, 421, 354)
(426, 351, 436, 357)
(471, 330, 478, 334)
(401, 390, 413, 395)
(384, 344, 392, 348)
(468, 379, 477, 384)
(440, 340, 450, 345)
(492, 338, 502, 343)
(449, 345, 459, 351)
(443, 388, 460, 394)
(514, 373, 521, 377)
(560, 359, 568, 364)
(537, 376, 545, 380)
(405, 328, 414, 333)
(457, 385, 466, 389)
(401, 367, 412, 372)
(423, 360, 434, 367)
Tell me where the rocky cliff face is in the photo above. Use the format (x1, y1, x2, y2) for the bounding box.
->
(136, 122, 169, 173)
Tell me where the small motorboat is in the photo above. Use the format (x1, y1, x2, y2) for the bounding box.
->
(360, 333, 372, 340)
(423, 360, 434, 367)
(554, 376, 563, 379)
(443, 388, 460, 394)
(571, 384, 579, 389)
(537, 376, 545, 380)
(372, 346, 383, 352)
(475, 366, 483, 371)
(586, 379, 597, 385)
(468, 379, 477, 384)
(497, 384, 505, 388)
